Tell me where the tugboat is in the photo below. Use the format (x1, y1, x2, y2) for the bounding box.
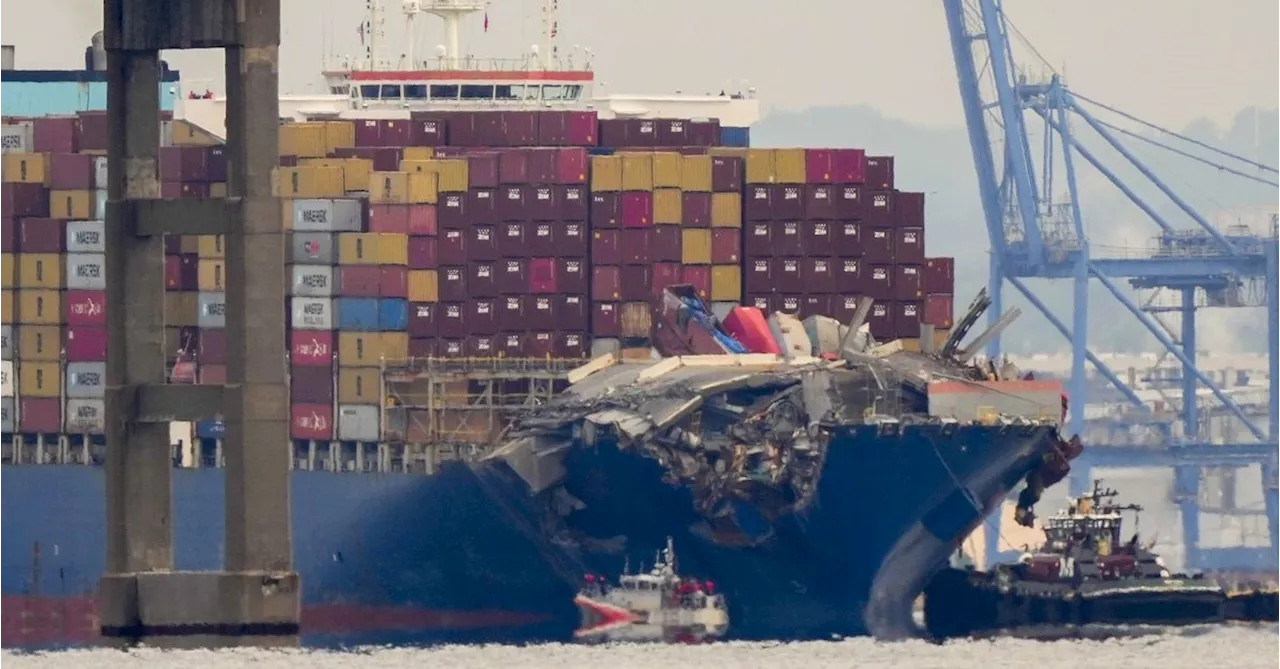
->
(923, 480, 1279, 638)
(574, 537, 730, 644)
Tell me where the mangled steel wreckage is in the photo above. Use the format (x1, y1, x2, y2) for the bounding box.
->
(473, 287, 1084, 639)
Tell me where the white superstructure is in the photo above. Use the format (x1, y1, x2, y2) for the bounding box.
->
(177, 0, 760, 140)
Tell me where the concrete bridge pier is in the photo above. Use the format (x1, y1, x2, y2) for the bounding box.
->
(98, 0, 297, 645)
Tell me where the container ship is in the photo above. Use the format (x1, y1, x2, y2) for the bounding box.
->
(0, 2, 1081, 648)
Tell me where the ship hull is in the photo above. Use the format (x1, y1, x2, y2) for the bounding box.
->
(2, 423, 1060, 648)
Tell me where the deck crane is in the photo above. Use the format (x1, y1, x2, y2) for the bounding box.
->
(941, 0, 1278, 573)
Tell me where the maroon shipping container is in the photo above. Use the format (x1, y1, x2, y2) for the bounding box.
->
(866, 190, 894, 225)
(655, 118, 688, 147)
(33, 117, 77, 154)
(650, 226, 681, 263)
(497, 259, 526, 295)
(556, 185, 588, 220)
(498, 332, 525, 358)
(527, 222, 555, 256)
(466, 153, 500, 188)
(592, 266, 621, 302)
(467, 225, 498, 260)
(866, 264, 894, 300)
(497, 222, 526, 257)
(468, 299, 499, 334)
(802, 258, 834, 290)
(681, 192, 711, 227)
(897, 227, 925, 263)
(923, 294, 954, 330)
(408, 203, 439, 236)
(64, 326, 107, 362)
(527, 185, 558, 220)
(20, 397, 62, 433)
(865, 227, 895, 261)
(805, 149, 833, 184)
(200, 328, 228, 364)
(290, 330, 335, 366)
(620, 192, 653, 228)
(590, 192, 621, 228)
(496, 185, 526, 221)
(895, 301, 922, 339)
(744, 222, 772, 258)
(895, 264, 924, 300)
(19, 218, 65, 253)
(620, 228, 651, 265)
(207, 146, 228, 182)
(745, 294, 771, 312)
(527, 295, 557, 331)
(433, 192, 466, 230)
(164, 235, 182, 255)
(801, 221, 833, 258)
(744, 258, 773, 294)
(408, 302, 437, 337)
(437, 338, 465, 358)
(439, 228, 467, 265)
(566, 112, 597, 146)
(369, 203, 407, 233)
(831, 295, 860, 325)
(619, 265, 651, 301)
(688, 119, 721, 147)
(592, 302, 621, 337)
(526, 148, 558, 184)
(496, 296, 525, 330)
(381, 266, 408, 298)
(335, 146, 402, 171)
(680, 265, 711, 301)
(773, 295, 802, 317)
(502, 111, 538, 146)
(867, 302, 894, 340)
(159, 145, 210, 182)
(439, 266, 468, 301)
(278, 155, 300, 167)
(558, 258, 588, 294)
(443, 112, 477, 146)
(471, 261, 499, 297)
(3, 183, 50, 217)
(526, 331, 555, 358)
(598, 119, 627, 148)
(834, 258, 863, 294)
(591, 229, 621, 265)
(164, 255, 191, 290)
(896, 192, 925, 228)
(409, 337, 438, 358)
(652, 262, 681, 296)
(556, 221, 588, 257)
(410, 118, 447, 146)
(554, 332, 588, 359)
(163, 182, 209, 198)
(407, 236, 438, 269)
(467, 189, 495, 224)
(65, 290, 107, 326)
(805, 185, 836, 219)
(77, 111, 109, 152)
(832, 149, 867, 184)
(833, 221, 862, 258)
(744, 185, 772, 221)
(290, 403, 334, 440)
(556, 148, 588, 184)
(438, 303, 467, 338)
(924, 257, 955, 294)
(711, 157, 743, 193)
(834, 185, 863, 219)
(773, 185, 805, 220)
(559, 294, 587, 330)
(866, 156, 895, 190)
(710, 228, 740, 264)
(774, 222, 804, 257)
(338, 266, 382, 297)
(498, 149, 530, 184)
(353, 119, 382, 147)
(537, 111, 569, 146)
(49, 153, 94, 190)
(381, 119, 411, 146)
(528, 257, 556, 294)
(291, 365, 334, 404)
(1, 217, 14, 252)
(802, 295, 832, 319)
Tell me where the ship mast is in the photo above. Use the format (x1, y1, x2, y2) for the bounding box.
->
(404, 0, 487, 69)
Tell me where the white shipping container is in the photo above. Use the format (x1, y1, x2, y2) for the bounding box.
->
(590, 338, 621, 358)
(290, 233, 337, 265)
(0, 398, 13, 433)
(65, 252, 107, 290)
(161, 120, 174, 147)
(0, 325, 11, 360)
(292, 199, 363, 232)
(1, 122, 33, 154)
(92, 189, 108, 219)
(198, 292, 227, 328)
(66, 362, 107, 399)
(64, 399, 106, 434)
(92, 156, 109, 190)
(66, 221, 106, 253)
(0, 360, 12, 397)
(290, 265, 334, 297)
(290, 297, 334, 330)
(337, 404, 380, 442)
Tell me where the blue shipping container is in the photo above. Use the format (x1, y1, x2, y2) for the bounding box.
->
(336, 297, 380, 331)
(586, 147, 617, 156)
(195, 420, 226, 440)
(720, 126, 750, 148)
(378, 298, 409, 331)
(1, 81, 179, 117)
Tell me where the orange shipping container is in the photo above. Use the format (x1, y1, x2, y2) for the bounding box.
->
(19, 361, 61, 398)
(198, 235, 225, 259)
(407, 270, 439, 302)
(590, 156, 623, 191)
(620, 153, 654, 191)
(744, 149, 776, 184)
(18, 289, 61, 324)
(19, 325, 62, 361)
(339, 333, 385, 367)
(275, 166, 345, 198)
(339, 367, 381, 404)
(710, 265, 742, 302)
(49, 190, 92, 219)
(198, 259, 226, 291)
(2, 153, 49, 184)
(680, 155, 713, 192)
(709, 193, 743, 228)
(19, 254, 65, 289)
(651, 153, 682, 189)
(653, 189, 683, 225)
(681, 229, 712, 265)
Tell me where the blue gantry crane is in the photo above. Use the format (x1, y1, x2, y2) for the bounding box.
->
(941, 0, 1278, 573)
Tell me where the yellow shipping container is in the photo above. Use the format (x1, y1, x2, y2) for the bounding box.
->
(50, 190, 92, 219)
(652, 152, 682, 189)
(19, 254, 65, 289)
(339, 333, 385, 367)
(745, 149, 777, 184)
(422, 159, 468, 194)
(407, 270, 439, 302)
(710, 192, 743, 228)
(402, 147, 435, 161)
(368, 171, 408, 204)
(180, 235, 200, 254)
(338, 233, 380, 265)
(165, 291, 199, 327)
(620, 302, 652, 339)
(680, 155, 713, 192)
(381, 332, 409, 361)
(209, 182, 228, 198)
(653, 188, 683, 225)
(406, 171, 440, 203)
(18, 289, 60, 325)
(0, 253, 13, 288)
(275, 166, 345, 198)
(710, 265, 742, 302)
(169, 119, 221, 147)
(590, 155, 623, 191)
(324, 121, 356, 155)
(198, 259, 226, 291)
(19, 325, 62, 361)
(301, 158, 374, 193)
(378, 233, 409, 265)
(279, 122, 328, 158)
(620, 153, 654, 191)
(681, 229, 712, 265)
(774, 148, 807, 184)
(19, 361, 61, 398)
(198, 235, 225, 259)
(339, 367, 381, 404)
(0, 290, 10, 323)
(2, 153, 49, 184)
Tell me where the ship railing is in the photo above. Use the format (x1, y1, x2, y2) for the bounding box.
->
(326, 55, 594, 74)
(382, 356, 582, 380)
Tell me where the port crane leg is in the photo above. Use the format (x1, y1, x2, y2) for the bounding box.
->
(1267, 241, 1279, 550)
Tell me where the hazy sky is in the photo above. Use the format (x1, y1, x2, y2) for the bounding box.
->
(4, 0, 1276, 130)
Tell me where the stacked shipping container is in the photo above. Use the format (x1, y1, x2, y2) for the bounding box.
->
(1, 110, 955, 448)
